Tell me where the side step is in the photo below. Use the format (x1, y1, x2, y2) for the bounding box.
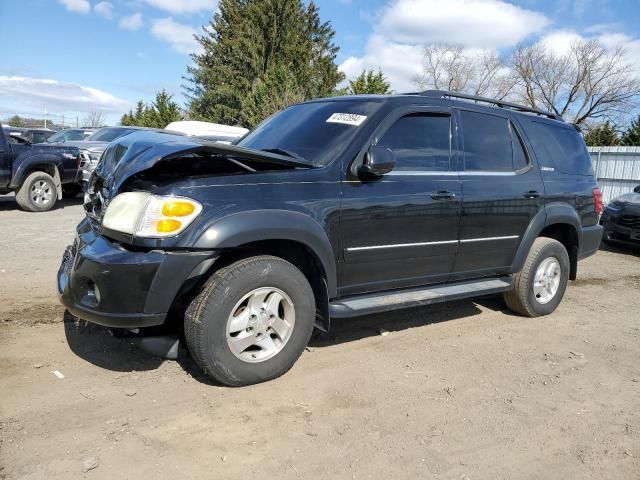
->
(329, 276, 513, 318)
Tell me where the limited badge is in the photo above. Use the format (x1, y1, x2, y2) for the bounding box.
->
(326, 113, 367, 126)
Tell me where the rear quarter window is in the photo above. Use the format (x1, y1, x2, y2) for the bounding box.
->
(528, 121, 593, 176)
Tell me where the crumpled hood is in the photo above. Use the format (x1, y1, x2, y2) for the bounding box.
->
(85, 130, 313, 221)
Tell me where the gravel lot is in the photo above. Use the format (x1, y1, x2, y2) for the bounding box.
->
(1, 193, 639, 480)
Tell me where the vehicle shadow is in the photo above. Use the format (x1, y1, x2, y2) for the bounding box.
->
(309, 295, 506, 348)
(63, 296, 510, 386)
(599, 241, 640, 257)
(63, 312, 165, 372)
(0, 195, 83, 212)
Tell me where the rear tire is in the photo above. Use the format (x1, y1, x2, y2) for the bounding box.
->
(504, 237, 570, 317)
(15, 171, 58, 212)
(184, 255, 315, 386)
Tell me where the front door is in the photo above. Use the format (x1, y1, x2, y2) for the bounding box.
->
(338, 108, 462, 296)
(452, 108, 545, 278)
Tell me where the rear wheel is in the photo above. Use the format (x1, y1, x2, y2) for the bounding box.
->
(504, 237, 570, 317)
(184, 255, 315, 386)
(15, 171, 58, 212)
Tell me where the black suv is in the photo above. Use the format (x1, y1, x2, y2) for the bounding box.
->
(58, 91, 603, 386)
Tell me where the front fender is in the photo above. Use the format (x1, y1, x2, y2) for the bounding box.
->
(193, 209, 338, 297)
(9, 151, 64, 189)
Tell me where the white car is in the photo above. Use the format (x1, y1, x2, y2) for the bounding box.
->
(164, 121, 248, 144)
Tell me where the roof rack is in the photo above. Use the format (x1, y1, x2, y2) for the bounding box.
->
(414, 90, 563, 121)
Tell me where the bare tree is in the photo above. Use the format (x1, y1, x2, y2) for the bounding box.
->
(81, 111, 106, 128)
(511, 39, 640, 125)
(412, 43, 516, 99)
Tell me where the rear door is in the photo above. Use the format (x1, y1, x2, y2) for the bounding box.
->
(339, 106, 462, 295)
(452, 108, 544, 278)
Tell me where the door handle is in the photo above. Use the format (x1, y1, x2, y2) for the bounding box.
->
(523, 190, 540, 199)
(430, 190, 455, 200)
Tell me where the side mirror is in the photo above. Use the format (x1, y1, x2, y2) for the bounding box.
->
(634, 185, 640, 193)
(358, 145, 395, 178)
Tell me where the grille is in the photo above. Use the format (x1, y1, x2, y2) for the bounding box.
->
(618, 215, 640, 229)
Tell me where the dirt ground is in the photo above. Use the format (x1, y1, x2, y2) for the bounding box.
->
(1, 193, 639, 480)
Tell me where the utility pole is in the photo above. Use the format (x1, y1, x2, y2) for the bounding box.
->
(76, 116, 79, 127)
(62, 114, 65, 128)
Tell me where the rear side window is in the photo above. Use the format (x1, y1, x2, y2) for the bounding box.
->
(377, 114, 450, 171)
(461, 111, 515, 171)
(528, 122, 593, 176)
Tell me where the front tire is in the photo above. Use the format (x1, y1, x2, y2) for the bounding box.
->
(184, 255, 315, 386)
(504, 237, 570, 317)
(15, 171, 58, 212)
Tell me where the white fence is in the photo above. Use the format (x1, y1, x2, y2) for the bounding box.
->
(588, 147, 640, 204)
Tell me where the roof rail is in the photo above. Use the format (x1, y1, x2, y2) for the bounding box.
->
(416, 90, 563, 121)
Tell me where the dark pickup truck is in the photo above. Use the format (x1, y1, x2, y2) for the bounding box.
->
(0, 124, 82, 211)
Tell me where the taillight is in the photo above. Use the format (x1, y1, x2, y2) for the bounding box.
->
(592, 187, 603, 215)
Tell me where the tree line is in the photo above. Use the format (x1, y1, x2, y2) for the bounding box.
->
(119, 0, 640, 146)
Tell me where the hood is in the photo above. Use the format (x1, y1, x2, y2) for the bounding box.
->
(85, 130, 313, 221)
(611, 192, 640, 206)
(63, 140, 110, 152)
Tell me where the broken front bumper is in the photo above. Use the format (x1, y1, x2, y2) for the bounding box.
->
(57, 218, 215, 328)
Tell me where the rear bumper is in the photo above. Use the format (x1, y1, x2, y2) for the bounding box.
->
(58, 218, 216, 328)
(578, 224, 603, 260)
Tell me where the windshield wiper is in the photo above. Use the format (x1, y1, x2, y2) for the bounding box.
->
(259, 148, 306, 161)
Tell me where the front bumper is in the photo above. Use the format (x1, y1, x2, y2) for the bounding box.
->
(600, 212, 640, 248)
(58, 219, 216, 328)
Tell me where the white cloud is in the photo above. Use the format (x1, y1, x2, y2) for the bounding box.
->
(58, 0, 90, 13)
(142, 0, 216, 14)
(378, 0, 550, 49)
(119, 13, 143, 31)
(150, 17, 202, 55)
(0, 76, 130, 114)
(339, 0, 551, 92)
(538, 30, 584, 55)
(95, 1, 114, 19)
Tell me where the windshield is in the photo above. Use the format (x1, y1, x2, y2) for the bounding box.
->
(89, 127, 135, 142)
(237, 100, 382, 166)
(47, 129, 89, 142)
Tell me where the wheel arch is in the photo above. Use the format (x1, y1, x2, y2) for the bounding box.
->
(191, 210, 337, 330)
(512, 203, 581, 280)
(10, 154, 63, 199)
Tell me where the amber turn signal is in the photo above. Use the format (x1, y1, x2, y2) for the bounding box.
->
(156, 219, 182, 233)
(162, 201, 196, 217)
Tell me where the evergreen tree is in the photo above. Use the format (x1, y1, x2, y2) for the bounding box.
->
(348, 69, 392, 95)
(583, 122, 619, 146)
(185, 0, 344, 127)
(7, 115, 23, 127)
(120, 92, 181, 127)
(620, 115, 640, 146)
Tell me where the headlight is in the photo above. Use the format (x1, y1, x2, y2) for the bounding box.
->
(102, 192, 203, 238)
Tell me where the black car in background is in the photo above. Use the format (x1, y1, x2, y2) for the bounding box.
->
(601, 185, 640, 247)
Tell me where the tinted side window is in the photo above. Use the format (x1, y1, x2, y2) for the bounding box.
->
(461, 110, 513, 171)
(377, 114, 450, 171)
(529, 122, 593, 176)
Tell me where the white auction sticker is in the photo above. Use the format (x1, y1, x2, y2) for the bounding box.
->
(326, 113, 367, 126)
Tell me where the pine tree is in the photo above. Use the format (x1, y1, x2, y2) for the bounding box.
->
(185, 0, 344, 127)
(120, 92, 181, 127)
(620, 115, 640, 146)
(583, 122, 619, 146)
(348, 69, 392, 95)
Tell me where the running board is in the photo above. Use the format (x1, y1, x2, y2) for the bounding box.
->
(330, 276, 513, 318)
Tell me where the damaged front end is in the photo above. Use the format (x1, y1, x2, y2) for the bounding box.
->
(60, 131, 315, 329)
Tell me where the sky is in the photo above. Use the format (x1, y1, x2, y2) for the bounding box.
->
(1, 0, 640, 125)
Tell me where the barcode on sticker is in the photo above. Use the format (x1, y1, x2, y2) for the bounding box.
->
(326, 113, 367, 126)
